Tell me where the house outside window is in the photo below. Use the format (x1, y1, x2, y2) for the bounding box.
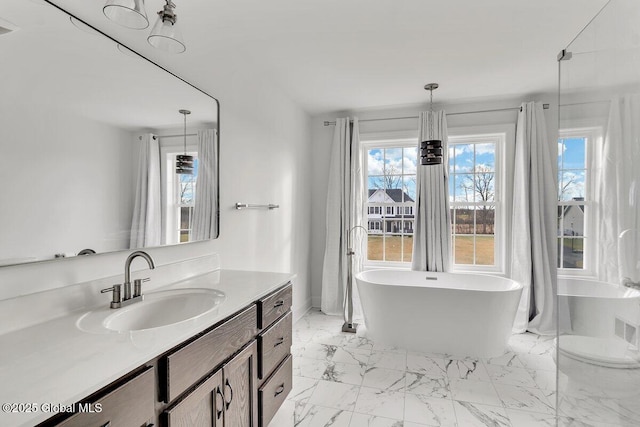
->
(364, 138, 417, 264)
(557, 128, 598, 274)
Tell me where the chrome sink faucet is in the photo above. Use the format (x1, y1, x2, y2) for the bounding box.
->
(101, 251, 156, 309)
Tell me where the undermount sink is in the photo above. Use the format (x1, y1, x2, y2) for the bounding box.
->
(77, 288, 226, 333)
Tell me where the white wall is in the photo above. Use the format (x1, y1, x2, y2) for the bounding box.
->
(0, 52, 313, 320)
(0, 104, 135, 263)
(310, 95, 558, 308)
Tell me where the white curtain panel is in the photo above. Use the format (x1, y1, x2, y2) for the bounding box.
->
(511, 102, 559, 335)
(598, 95, 640, 284)
(192, 129, 218, 241)
(321, 117, 364, 318)
(130, 133, 162, 248)
(411, 110, 452, 272)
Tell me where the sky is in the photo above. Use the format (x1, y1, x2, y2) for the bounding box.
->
(367, 136, 586, 203)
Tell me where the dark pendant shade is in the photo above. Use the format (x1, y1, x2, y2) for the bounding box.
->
(176, 154, 194, 174)
(420, 139, 443, 165)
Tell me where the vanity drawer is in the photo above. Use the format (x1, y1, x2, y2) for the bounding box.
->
(258, 355, 292, 427)
(257, 283, 292, 329)
(54, 367, 154, 427)
(164, 304, 258, 403)
(258, 311, 292, 380)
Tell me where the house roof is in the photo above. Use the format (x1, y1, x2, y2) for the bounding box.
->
(368, 189, 414, 203)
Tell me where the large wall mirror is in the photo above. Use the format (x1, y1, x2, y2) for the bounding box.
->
(0, 0, 219, 266)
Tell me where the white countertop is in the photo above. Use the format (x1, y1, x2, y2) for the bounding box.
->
(0, 269, 294, 427)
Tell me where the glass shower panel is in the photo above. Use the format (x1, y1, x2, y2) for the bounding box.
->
(558, 0, 640, 424)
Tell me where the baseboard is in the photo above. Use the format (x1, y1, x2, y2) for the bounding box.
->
(293, 299, 313, 324)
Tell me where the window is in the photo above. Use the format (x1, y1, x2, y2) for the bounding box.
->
(557, 130, 594, 272)
(364, 141, 417, 263)
(362, 128, 508, 270)
(176, 157, 198, 242)
(448, 136, 500, 268)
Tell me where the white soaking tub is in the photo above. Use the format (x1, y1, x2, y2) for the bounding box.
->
(355, 269, 523, 358)
(557, 278, 640, 368)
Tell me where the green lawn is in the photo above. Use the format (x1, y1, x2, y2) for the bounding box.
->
(367, 234, 494, 265)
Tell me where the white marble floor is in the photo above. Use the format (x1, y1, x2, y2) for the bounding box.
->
(269, 309, 640, 427)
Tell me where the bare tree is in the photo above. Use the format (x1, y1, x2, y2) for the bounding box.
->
(559, 175, 578, 201)
(371, 164, 402, 189)
(459, 165, 495, 234)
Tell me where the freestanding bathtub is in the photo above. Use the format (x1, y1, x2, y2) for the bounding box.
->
(355, 270, 523, 358)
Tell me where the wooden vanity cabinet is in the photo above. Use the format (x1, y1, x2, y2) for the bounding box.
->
(39, 282, 292, 427)
(164, 342, 258, 427)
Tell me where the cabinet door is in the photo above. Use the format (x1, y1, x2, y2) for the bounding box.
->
(165, 369, 225, 427)
(222, 341, 258, 427)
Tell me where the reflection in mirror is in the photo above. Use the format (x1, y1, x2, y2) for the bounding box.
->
(0, 0, 219, 266)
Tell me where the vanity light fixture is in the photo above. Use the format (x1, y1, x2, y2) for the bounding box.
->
(420, 83, 443, 166)
(176, 109, 194, 174)
(147, 0, 186, 54)
(103, 0, 149, 30)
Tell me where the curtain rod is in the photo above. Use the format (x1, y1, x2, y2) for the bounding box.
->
(138, 133, 198, 140)
(323, 104, 550, 126)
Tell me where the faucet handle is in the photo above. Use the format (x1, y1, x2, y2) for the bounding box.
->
(133, 277, 150, 298)
(101, 284, 122, 309)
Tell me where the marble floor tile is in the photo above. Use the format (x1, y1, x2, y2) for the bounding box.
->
(322, 361, 365, 385)
(295, 357, 331, 380)
(368, 350, 408, 371)
(485, 364, 538, 388)
(296, 404, 353, 427)
(332, 347, 371, 366)
(268, 399, 297, 427)
(527, 369, 557, 391)
(449, 378, 502, 407)
(371, 342, 408, 355)
(482, 352, 524, 369)
(445, 359, 491, 382)
(453, 400, 511, 427)
(362, 367, 406, 391)
(406, 373, 450, 398)
(406, 353, 447, 378)
(505, 409, 558, 427)
(354, 387, 405, 420)
(348, 413, 404, 427)
(516, 353, 557, 372)
(343, 335, 375, 351)
(296, 342, 338, 361)
(307, 380, 360, 411)
(288, 376, 319, 404)
(404, 394, 457, 426)
(494, 384, 555, 415)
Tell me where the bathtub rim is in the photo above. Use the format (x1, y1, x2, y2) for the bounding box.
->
(356, 269, 523, 292)
(557, 277, 640, 299)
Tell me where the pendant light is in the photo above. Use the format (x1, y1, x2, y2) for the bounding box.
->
(176, 109, 193, 174)
(420, 83, 443, 166)
(103, 0, 149, 30)
(148, 0, 186, 54)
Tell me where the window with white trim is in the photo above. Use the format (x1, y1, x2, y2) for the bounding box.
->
(557, 128, 597, 273)
(448, 134, 503, 270)
(363, 139, 417, 264)
(362, 129, 506, 271)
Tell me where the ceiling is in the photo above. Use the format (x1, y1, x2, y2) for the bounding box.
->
(30, 1, 610, 114)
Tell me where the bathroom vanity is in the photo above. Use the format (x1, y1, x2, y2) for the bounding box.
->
(0, 269, 294, 427)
